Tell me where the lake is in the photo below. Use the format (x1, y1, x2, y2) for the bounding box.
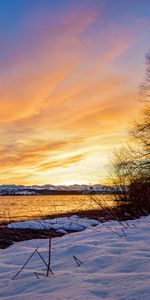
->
(0, 194, 115, 223)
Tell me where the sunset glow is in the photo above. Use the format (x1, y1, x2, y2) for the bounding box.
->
(0, 0, 150, 185)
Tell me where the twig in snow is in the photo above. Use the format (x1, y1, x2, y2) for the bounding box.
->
(12, 247, 38, 280)
(37, 248, 54, 275)
(47, 237, 52, 276)
(73, 255, 83, 267)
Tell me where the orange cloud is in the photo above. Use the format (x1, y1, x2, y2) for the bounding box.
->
(0, 4, 150, 185)
(38, 154, 85, 171)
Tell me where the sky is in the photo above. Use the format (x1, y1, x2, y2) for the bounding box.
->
(0, 0, 150, 186)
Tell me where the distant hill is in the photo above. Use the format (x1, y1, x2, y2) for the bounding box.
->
(0, 184, 116, 195)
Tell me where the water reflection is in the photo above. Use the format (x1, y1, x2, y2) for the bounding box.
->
(0, 194, 115, 223)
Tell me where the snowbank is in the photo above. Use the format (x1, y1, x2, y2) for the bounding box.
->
(1, 216, 150, 299)
(8, 215, 100, 233)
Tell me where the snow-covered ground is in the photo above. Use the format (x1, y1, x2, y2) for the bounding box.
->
(8, 215, 100, 233)
(1, 216, 150, 300)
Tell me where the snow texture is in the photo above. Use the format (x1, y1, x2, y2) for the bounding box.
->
(1, 216, 150, 299)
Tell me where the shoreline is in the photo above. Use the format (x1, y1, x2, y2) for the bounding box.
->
(0, 191, 116, 196)
(0, 207, 116, 227)
(0, 207, 129, 250)
(0, 227, 64, 249)
(0, 209, 104, 249)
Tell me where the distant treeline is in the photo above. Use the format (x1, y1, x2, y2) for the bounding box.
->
(0, 188, 117, 196)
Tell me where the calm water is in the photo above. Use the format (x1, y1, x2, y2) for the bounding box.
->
(0, 194, 115, 223)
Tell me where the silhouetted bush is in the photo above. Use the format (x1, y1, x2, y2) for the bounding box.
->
(110, 51, 150, 218)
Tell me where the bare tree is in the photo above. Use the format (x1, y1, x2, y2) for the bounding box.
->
(110, 51, 150, 218)
(139, 49, 150, 103)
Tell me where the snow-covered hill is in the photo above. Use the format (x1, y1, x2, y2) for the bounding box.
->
(0, 184, 114, 195)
